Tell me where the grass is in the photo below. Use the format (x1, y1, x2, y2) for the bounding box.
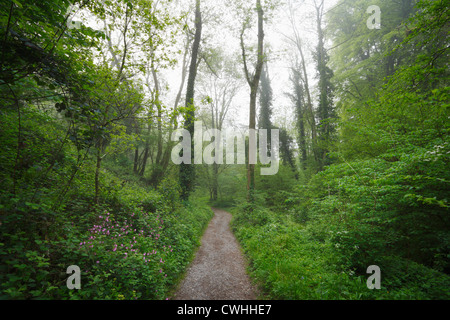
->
(228, 204, 450, 300)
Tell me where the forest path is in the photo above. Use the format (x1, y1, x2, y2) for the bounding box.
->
(172, 207, 257, 300)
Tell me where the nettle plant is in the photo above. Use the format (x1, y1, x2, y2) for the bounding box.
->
(74, 209, 174, 299)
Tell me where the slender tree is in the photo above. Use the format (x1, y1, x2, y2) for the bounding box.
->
(313, 0, 335, 168)
(258, 63, 273, 152)
(180, 0, 202, 200)
(240, 0, 265, 201)
(287, 66, 308, 170)
(284, 0, 319, 167)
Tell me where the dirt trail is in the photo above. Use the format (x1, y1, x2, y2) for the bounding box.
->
(173, 207, 257, 300)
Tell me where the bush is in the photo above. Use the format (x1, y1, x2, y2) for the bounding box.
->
(230, 192, 450, 300)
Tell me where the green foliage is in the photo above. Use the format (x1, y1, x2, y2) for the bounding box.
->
(227, 0, 449, 300)
(0, 0, 213, 300)
(1, 0, 448, 302)
(231, 205, 370, 299)
(0, 168, 212, 299)
(0, 103, 212, 299)
(231, 197, 450, 299)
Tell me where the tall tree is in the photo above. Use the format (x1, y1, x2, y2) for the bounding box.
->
(284, 0, 319, 167)
(258, 63, 273, 152)
(313, 0, 335, 168)
(180, 0, 202, 200)
(240, 0, 265, 201)
(287, 66, 308, 171)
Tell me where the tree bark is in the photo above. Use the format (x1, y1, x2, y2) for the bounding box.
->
(241, 0, 265, 202)
(180, 0, 202, 200)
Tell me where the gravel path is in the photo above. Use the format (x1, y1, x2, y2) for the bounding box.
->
(173, 207, 257, 300)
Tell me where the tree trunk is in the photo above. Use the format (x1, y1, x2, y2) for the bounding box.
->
(180, 0, 202, 201)
(212, 162, 218, 201)
(133, 147, 139, 173)
(241, 0, 265, 202)
(298, 43, 318, 164)
(314, 0, 334, 169)
(298, 109, 307, 170)
(138, 119, 152, 177)
(247, 89, 257, 198)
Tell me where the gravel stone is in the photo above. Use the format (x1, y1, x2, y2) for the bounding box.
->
(173, 208, 257, 300)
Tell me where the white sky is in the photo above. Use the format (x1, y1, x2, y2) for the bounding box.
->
(71, 0, 340, 133)
(208, 0, 340, 131)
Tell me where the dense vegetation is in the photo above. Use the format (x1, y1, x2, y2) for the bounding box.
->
(1, 0, 448, 300)
(0, 0, 214, 299)
(228, 0, 450, 299)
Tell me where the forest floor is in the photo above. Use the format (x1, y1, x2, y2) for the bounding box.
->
(172, 207, 258, 300)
